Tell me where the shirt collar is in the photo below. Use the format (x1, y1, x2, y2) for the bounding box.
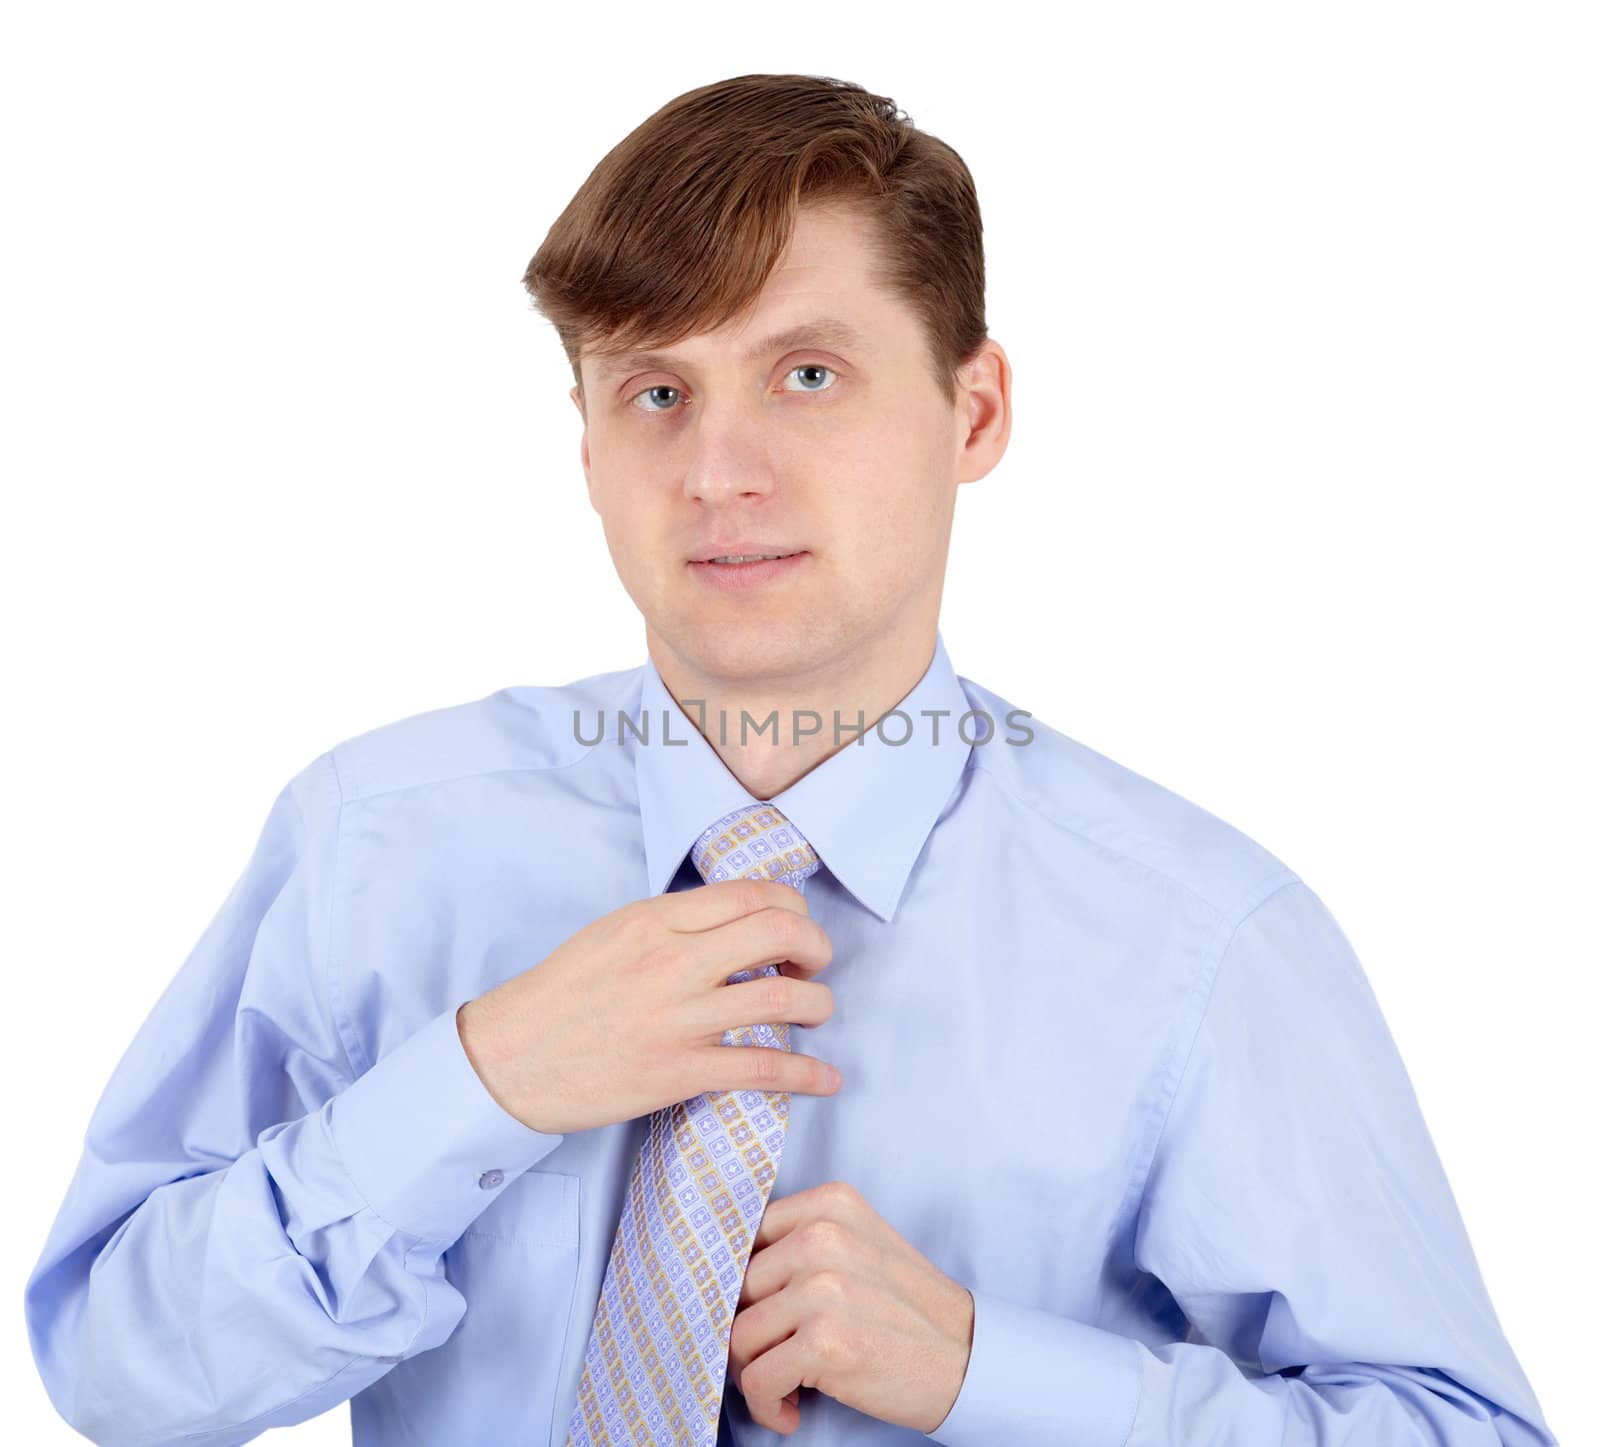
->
(631, 630, 974, 924)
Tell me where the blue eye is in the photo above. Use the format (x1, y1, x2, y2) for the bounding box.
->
(630, 384, 682, 413)
(780, 363, 837, 394)
(626, 363, 838, 413)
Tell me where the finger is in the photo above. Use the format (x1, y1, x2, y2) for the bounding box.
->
(663, 877, 810, 932)
(699, 906, 833, 986)
(695, 1043, 842, 1098)
(696, 974, 835, 1037)
(729, 1292, 806, 1429)
(746, 1391, 801, 1435)
(740, 1333, 808, 1434)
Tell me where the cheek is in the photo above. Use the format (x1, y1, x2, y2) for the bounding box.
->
(593, 490, 663, 582)
(850, 410, 949, 508)
(836, 499, 932, 597)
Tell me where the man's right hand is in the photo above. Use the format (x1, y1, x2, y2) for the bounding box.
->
(457, 879, 839, 1135)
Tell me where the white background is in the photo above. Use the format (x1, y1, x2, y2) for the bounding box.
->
(4, 4, 1593, 1442)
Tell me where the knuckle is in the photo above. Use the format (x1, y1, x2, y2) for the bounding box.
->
(808, 1267, 849, 1302)
(801, 1319, 842, 1363)
(749, 1048, 781, 1085)
(737, 880, 769, 917)
(618, 905, 659, 950)
(762, 974, 791, 1015)
(824, 1179, 860, 1209)
(801, 1219, 846, 1254)
(765, 905, 802, 945)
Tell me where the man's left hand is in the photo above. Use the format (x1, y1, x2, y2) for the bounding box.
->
(726, 1180, 975, 1436)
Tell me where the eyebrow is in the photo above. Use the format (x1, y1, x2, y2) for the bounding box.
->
(591, 317, 872, 379)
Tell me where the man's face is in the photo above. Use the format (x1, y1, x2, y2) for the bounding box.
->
(572, 201, 1004, 689)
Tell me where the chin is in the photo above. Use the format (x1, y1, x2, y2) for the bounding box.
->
(670, 619, 830, 683)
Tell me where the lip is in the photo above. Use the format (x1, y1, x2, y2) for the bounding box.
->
(687, 550, 809, 592)
(688, 544, 805, 564)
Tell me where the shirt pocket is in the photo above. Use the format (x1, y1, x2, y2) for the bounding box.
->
(358, 1170, 582, 1445)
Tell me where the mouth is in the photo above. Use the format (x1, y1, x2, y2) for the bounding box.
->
(688, 549, 806, 565)
(687, 550, 809, 589)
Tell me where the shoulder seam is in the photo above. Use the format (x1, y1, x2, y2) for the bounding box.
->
(969, 747, 1239, 919)
(1125, 868, 1303, 1233)
(318, 749, 365, 1085)
(326, 678, 620, 806)
(335, 749, 598, 808)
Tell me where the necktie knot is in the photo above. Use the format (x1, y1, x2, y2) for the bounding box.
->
(690, 802, 821, 890)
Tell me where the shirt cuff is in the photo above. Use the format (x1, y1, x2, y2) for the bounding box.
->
(926, 1287, 1144, 1447)
(328, 998, 566, 1245)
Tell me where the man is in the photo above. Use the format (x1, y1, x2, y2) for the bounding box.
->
(24, 73, 1556, 1447)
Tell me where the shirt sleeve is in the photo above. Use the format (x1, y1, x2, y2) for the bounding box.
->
(929, 876, 1558, 1447)
(22, 750, 567, 1447)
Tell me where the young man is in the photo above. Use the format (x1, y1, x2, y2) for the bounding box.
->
(25, 73, 1555, 1447)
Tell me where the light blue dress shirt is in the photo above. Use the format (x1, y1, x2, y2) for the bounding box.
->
(24, 631, 1557, 1445)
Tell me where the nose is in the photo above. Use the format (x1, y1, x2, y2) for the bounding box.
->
(679, 403, 779, 505)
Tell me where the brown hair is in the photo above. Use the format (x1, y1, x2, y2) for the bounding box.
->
(521, 73, 987, 409)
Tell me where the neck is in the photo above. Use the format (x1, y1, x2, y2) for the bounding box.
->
(647, 621, 938, 799)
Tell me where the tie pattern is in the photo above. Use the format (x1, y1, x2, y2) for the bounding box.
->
(566, 803, 822, 1446)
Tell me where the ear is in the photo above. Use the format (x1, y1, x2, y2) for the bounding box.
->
(954, 339, 1013, 486)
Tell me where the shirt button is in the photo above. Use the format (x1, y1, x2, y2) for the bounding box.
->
(478, 1169, 504, 1189)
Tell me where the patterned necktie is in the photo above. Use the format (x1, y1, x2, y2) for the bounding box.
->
(566, 802, 822, 1446)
